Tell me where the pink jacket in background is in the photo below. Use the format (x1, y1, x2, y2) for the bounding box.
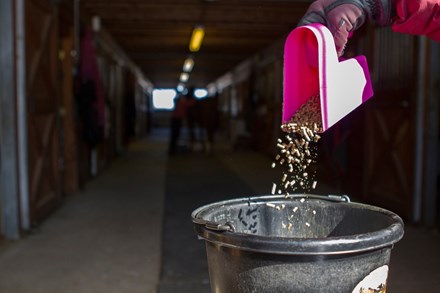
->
(392, 0, 440, 41)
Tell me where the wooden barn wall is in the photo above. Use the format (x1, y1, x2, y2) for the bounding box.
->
(366, 29, 417, 219)
(20, 0, 154, 229)
(309, 25, 416, 211)
(94, 29, 153, 156)
(423, 41, 440, 227)
(71, 20, 153, 185)
(26, 0, 63, 225)
(210, 41, 284, 154)
(0, 0, 153, 238)
(134, 82, 150, 137)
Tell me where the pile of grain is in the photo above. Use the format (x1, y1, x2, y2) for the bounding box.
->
(271, 95, 322, 195)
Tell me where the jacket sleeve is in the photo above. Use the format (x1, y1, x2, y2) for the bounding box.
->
(392, 0, 440, 41)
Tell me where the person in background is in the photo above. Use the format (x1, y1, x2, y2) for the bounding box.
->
(199, 93, 219, 155)
(168, 93, 188, 155)
(185, 86, 198, 151)
(299, 0, 440, 57)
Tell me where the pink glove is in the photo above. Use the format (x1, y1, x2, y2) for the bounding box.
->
(298, 0, 392, 56)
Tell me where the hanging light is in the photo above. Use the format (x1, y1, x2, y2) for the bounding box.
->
(177, 83, 185, 92)
(189, 26, 205, 52)
(183, 57, 194, 72)
(180, 72, 189, 83)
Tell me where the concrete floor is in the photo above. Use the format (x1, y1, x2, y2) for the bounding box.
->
(0, 128, 439, 292)
(0, 137, 166, 293)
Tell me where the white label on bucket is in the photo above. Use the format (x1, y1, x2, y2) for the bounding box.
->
(352, 265, 388, 293)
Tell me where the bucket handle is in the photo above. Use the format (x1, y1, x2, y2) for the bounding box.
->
(205, 221, 236, 232)
(285, 193, 350, 203)
(325, 194, 350, 203)
(193, 218, 236, 232)
(193, 194, 351, 232)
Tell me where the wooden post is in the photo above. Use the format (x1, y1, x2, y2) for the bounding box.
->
(16, 0, 30, 232)
(413, 37, 427, 223)
(61, 35, 79, 193)
(0, 0, 20, 239)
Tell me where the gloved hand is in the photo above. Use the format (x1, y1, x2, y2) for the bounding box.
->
(298, 0, 392, 56)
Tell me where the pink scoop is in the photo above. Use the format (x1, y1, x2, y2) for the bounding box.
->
(282, 23, 373, 132)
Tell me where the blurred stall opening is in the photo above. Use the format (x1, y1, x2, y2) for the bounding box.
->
(152, 89, 176, 110)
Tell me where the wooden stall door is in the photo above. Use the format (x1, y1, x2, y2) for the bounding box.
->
(361, 28, 417, 219)
(26, 0, 62, 224)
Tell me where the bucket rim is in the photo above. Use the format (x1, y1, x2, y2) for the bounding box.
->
(192, 194, 404, 255)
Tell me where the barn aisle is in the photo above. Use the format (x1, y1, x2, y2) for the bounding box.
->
(0, 128, 439, 292)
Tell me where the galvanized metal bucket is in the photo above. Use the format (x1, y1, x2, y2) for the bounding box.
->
(192, 194, 404, 293)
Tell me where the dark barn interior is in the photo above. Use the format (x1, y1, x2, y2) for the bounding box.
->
(0, 0, 439, 292)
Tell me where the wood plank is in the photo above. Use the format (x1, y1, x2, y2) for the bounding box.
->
(27, 13, 53, 92)
(30, 115, 55, 201)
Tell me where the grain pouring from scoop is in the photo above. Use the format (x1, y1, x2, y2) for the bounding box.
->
(272, 95, 322, 195)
